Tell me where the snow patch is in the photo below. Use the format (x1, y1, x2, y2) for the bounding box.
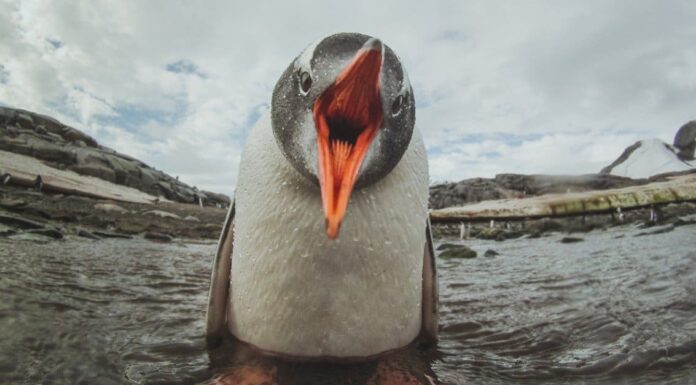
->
(608, 139, 694, 179)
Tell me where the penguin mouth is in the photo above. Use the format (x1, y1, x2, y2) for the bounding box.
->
(313, 38, 384, 239)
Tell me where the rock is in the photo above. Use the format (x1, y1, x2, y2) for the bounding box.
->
(94, 203, 128, 214)
(15, 112, 33, 130)
(560, 237, 584, 243)
(436, 243, 460, 251)
(0, 107, 17, 124)
(438, 245, 477, 259)
(0, 198, 27, 208)
(0, 223, 17, 236)
(0, 214, 45, 229)
(69, 164, 116, 182)
(0, 107, 231, 207)
(184, 215, 200, 222)
(50, 214, 80, 223)
(484, 249, 499, 257)
(674, 214, 696, 227)
(31, 143, 77, 164)
(500, 230, 524, 240)
(143, 210, 181, 220)
(77, 228, 101, 240)
(635, 224, 675, 237)
(674, 121, 696, 161)
(113, 221, 147, 234)
(477, 227, 504, 240)
(203, 191, 232, 207)
(26, 228, 64, 239)
(429, 173, 644, 209)
(92, 230, 132, 239)
(3, 205, 52, 220)
(529, 220, 565, 233)
(9, 232, 52, 243)
(472, 227, 524, 241)
(144, 232, 173, 242)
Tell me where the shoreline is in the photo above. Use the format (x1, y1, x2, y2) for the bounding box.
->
(0, 185, 227, 243)
(2, 179, 695, 244)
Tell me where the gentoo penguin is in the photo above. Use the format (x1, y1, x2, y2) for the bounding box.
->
(34, 175, 43, 192)
(206, 33, 438, 361)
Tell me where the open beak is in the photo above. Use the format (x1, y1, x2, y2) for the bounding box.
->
(313, 38, 384, 239)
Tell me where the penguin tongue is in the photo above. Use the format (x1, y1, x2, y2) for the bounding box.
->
(313, 40, 384, 239)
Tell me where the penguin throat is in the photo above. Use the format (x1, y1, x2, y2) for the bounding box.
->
(312, 46, 384, 239)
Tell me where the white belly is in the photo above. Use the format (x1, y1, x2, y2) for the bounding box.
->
(228, 113, 429, 358)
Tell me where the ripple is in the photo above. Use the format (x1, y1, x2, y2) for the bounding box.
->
(1, 225, 695, 384)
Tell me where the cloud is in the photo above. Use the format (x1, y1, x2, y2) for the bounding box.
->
(165, 60, 206, 78)
(1, 0, 695, 196)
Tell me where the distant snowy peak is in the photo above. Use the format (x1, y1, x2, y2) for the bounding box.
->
(601, 138, 695, 179)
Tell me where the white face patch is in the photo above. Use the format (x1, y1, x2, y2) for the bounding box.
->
(294, 38, 322, 77)
(398, 56, 411, 96)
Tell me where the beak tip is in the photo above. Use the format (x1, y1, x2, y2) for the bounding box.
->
(363, 38, 383, 52)
(325, 218, 341, 240)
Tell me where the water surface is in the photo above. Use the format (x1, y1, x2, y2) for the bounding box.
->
(1, 224, 695, 384)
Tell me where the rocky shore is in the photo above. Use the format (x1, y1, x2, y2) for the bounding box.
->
(0, 107, 229, 207)
(432, 201, 696, 242)
(428, 172, 688, 209)
(2, 106, 695, 247)
(0, 185, 226, 243)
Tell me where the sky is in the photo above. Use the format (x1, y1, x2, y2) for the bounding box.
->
(1, 0, 695, 195)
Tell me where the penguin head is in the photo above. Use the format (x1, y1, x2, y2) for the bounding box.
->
(271, 32, 415, 239)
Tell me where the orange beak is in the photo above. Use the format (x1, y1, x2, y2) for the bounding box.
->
(313, 39, 384, 239)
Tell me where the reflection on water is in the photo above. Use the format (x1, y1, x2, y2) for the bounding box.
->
(1, 224, 695, 384)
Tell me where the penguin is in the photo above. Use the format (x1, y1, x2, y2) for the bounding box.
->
(34, 175, 43, 192)
(206, 33, 438, 361)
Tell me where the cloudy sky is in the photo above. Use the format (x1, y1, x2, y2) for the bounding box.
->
(1, 1, 695, 195)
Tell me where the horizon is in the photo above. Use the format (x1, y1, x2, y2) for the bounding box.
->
(1, 1, 695, 196)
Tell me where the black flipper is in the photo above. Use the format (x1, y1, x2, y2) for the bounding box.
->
(206, 200, 235, 347)
(420, 216, 439, 343)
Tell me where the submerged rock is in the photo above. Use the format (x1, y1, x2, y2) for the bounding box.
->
(144, 232, 173, 242)
(635, 224, 675, 237)
(438, 244, 477, 259)
(484, 249, 500, 257)
(560, 237, 584, 243)
(475, 227, 523, 241)
(436, 243, 460, 251)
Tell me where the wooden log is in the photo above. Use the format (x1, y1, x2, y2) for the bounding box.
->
(430, 173, 696, 223)
(0, 150, 160, 204)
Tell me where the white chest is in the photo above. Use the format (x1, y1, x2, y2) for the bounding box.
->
(228, 114, 429, 358)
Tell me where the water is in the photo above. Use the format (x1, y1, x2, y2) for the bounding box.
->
(1, 224, 695, 384)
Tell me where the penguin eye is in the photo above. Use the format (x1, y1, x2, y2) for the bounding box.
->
(391, 94, 405, 115)
(299, 71, 312, 94)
